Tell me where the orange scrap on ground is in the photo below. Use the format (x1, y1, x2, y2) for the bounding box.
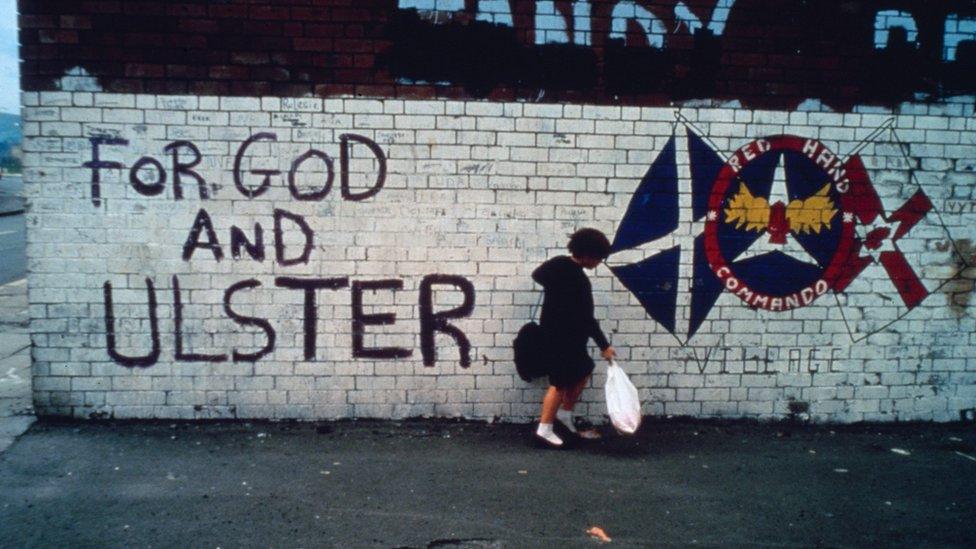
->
(586, 526, 612, 542)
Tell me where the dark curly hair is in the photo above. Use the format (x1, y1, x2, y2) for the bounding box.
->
(567, 228, 611, 260)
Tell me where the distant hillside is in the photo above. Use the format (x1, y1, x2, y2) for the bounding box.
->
(0, 113, 19, 142)
(0, 113, 22, 173)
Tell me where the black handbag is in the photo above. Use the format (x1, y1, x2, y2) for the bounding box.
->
(513, 293, 547, 382)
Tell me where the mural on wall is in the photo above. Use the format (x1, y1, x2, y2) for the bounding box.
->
(86, 133, 477, 368)
(607, 116, 972, 344)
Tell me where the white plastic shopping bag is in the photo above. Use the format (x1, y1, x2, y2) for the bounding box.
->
(604, 360, 641, 434)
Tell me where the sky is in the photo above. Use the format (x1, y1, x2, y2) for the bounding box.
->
(1, 0, 19, 115)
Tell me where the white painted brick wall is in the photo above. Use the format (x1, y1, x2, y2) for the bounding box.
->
(20, 92, 976, 423)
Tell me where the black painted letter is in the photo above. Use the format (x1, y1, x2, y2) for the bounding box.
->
(224, 279, 276, 362)
(340, 133, 387, 201)
(173, 275, 228, 363)
(274, 208, 313, 266)
(183, 208, 224, 261)
(233, 132, 279, 198)
(351, 279, 413, 360)
(129, 156, 166, 197)
(84, 136, 129, 207)
(275, 277, 349, 360)
(288, 149, 335, 201)
(230, 224, 265, 261)
(164, 140, 208, 200)
(419, 275, 475, 368)
(103, 278, 160, 367)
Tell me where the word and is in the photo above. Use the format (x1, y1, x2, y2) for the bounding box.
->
(182, 208, 316, 266)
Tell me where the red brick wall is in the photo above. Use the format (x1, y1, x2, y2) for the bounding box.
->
(17, 0, 976, 110)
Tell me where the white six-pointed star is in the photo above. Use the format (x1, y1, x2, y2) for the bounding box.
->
(731, 153, 822, 267)
(855, 216, 902, 260)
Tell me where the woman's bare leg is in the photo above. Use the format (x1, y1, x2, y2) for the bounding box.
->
(560, 376, 589, 411)
(540, 385, 563, 424)
(536, 386, 566, 446)
(559, 376, 601, 439)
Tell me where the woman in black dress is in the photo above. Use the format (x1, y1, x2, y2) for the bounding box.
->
(532, 228, 616, 447)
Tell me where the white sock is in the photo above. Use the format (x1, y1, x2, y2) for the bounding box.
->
(556, 408, 577, 433)
(536, 423, 563, 446)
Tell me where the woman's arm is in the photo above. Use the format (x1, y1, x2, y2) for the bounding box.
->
(589, 317, 611, 351)
(531, 261, 551, 287)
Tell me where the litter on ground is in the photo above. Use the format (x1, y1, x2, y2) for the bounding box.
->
(587, 526, 612, 543)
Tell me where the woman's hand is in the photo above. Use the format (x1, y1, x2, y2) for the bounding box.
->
(601, 346, 616, 362)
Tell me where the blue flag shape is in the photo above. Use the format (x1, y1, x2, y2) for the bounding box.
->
(608, 127, 725, 342)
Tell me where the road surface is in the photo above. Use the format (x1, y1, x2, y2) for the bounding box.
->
(1, 419, 974, 547)
(0, 175, 25, 285)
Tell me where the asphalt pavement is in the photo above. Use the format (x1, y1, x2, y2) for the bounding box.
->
(0, 174, 24, 214)
(0, 213, 26, 286)
(1, 418, 974, 547)
(0, 278, 33, 452)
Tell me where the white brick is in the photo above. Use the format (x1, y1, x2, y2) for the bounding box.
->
(220, 97, 261, 111)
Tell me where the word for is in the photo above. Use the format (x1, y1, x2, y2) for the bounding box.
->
(83, 132, 387, 207)
(103, 275, 476, 368)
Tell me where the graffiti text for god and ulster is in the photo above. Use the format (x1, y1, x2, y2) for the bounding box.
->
(84, 134, 476, 369)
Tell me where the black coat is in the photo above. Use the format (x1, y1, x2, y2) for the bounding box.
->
(532, 256, 610, 388)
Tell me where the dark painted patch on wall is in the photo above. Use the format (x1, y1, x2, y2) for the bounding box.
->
(17, 0, 976, 110)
